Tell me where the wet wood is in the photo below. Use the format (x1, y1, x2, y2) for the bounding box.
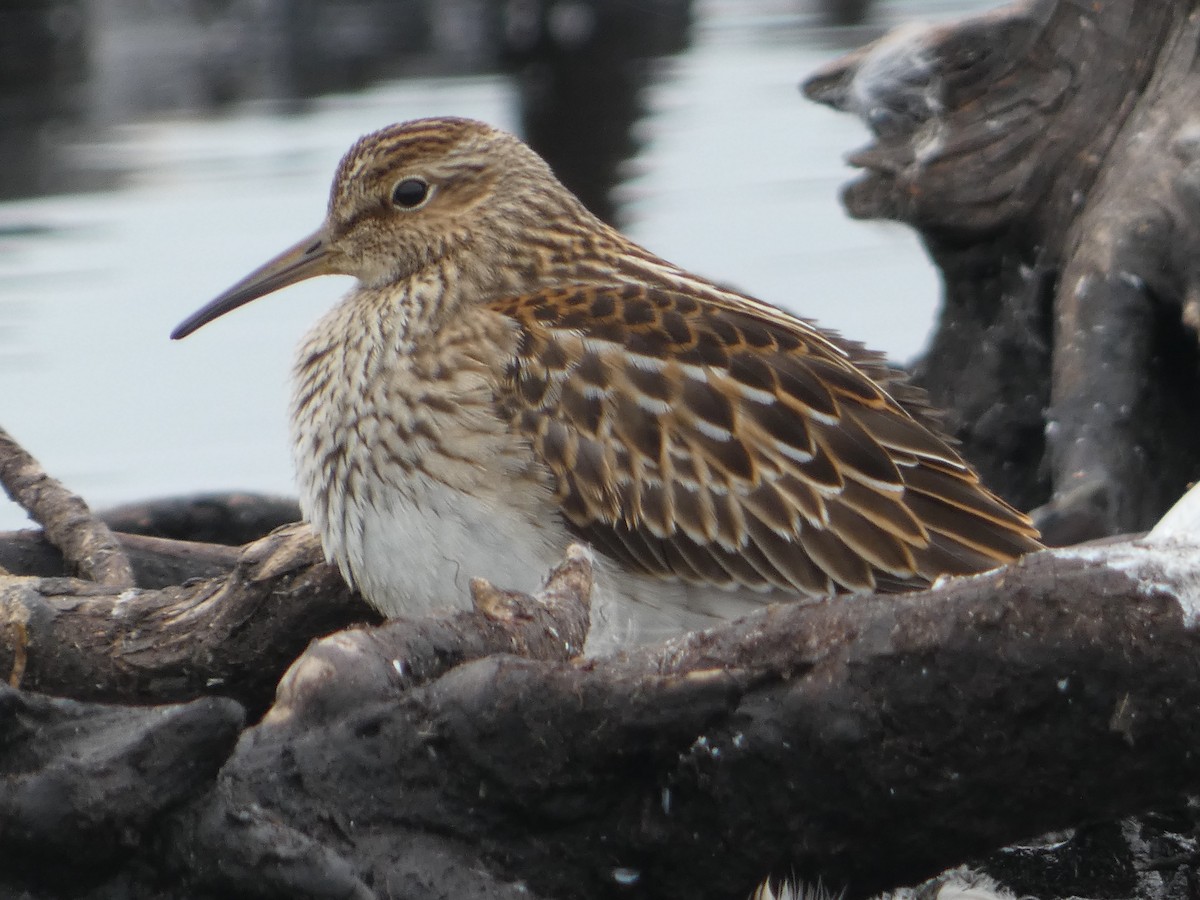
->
(0, 528, 240, 586)
(98, 492, 301, 546)
(0, 688, 244, 868)
(205, 534, 1200, 900)
(0, 492, 302, 586)
(804, 0, 1200, 545)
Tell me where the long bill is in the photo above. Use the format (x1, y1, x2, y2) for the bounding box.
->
(170, 229, 336, 340)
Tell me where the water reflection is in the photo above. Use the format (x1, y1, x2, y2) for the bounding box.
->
(502, 0, 691, 223)
(0, 0, 896, 209)
(820, 0, 872, 25)
(0, 0, 1001, 530)
(0, 0, 699, 221)
(0, 0, 95, 198)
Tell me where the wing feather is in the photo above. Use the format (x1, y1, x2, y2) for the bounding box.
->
(491, 283, 1040, 598)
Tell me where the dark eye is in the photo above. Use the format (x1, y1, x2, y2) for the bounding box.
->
(391, 177, 430, 209)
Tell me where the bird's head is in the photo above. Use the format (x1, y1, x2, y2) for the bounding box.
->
(171, 117, 587, 340)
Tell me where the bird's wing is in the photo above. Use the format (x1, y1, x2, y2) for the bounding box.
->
(489, 283, 1041, 596)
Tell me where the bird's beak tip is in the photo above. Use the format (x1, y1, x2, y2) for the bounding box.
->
(170, 229, 333, 340)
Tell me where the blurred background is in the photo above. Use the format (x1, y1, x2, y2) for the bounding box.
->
(0, 0, 997, 529)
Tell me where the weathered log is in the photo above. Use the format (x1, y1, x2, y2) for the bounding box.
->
(0, 523, 377, 714)
(0, 545, 596, 899)
(0, 528, 240, 586)
(226, 523, 1200, 900)
(262, 543, 593, 729)
(803, 0, 1200, 544)
(99, 492, 302, 546)
(6, 518, 1200, 898)
(0, 492, 304, 587)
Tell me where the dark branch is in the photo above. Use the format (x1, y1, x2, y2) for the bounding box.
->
(175, 529, 1200, 900)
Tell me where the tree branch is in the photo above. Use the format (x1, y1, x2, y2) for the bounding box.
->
(0, 522, 374, 714)
(0, 426, 134, 587)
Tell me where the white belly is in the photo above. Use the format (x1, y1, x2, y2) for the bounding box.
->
(297, 457, 775, 651)
(323, 472, 565, 619)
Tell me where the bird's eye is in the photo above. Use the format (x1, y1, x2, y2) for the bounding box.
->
(391, 177, 430, 209)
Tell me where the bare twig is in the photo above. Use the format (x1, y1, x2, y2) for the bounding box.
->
(0, 426, 134, 587)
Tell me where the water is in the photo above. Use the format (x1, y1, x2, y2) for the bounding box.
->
(0, 0, 997, 530)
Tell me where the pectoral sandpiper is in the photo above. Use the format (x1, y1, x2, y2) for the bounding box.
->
(172, 117, 1041, 650)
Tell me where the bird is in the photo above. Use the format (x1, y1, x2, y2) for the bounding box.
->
(171, 116, 1041, 651)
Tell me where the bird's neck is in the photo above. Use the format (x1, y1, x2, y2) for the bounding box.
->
(344, 259, 495, 346)
(501, 207, 739, 305)
(347, 209, 750, 339)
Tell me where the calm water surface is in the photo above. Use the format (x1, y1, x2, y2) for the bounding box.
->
(0, 0, 997, 529)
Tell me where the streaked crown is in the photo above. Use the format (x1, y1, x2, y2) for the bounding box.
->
(325, 117, 600, 290)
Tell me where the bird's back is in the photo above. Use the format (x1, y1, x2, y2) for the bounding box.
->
(489, 266, 1041, 609)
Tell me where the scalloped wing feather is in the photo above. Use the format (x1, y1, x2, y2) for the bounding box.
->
(491, 283, 1041, 597)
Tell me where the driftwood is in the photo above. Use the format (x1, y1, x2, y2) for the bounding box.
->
(186, 524, 1200, 900)
(0, 425, 133, 587)
(6, 473, 1200, 898)
(0, 522, 376, 714)
(98, 492, 301, 546)
(804, 0, 1200, 545)
(8, 0, 1200, 897)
